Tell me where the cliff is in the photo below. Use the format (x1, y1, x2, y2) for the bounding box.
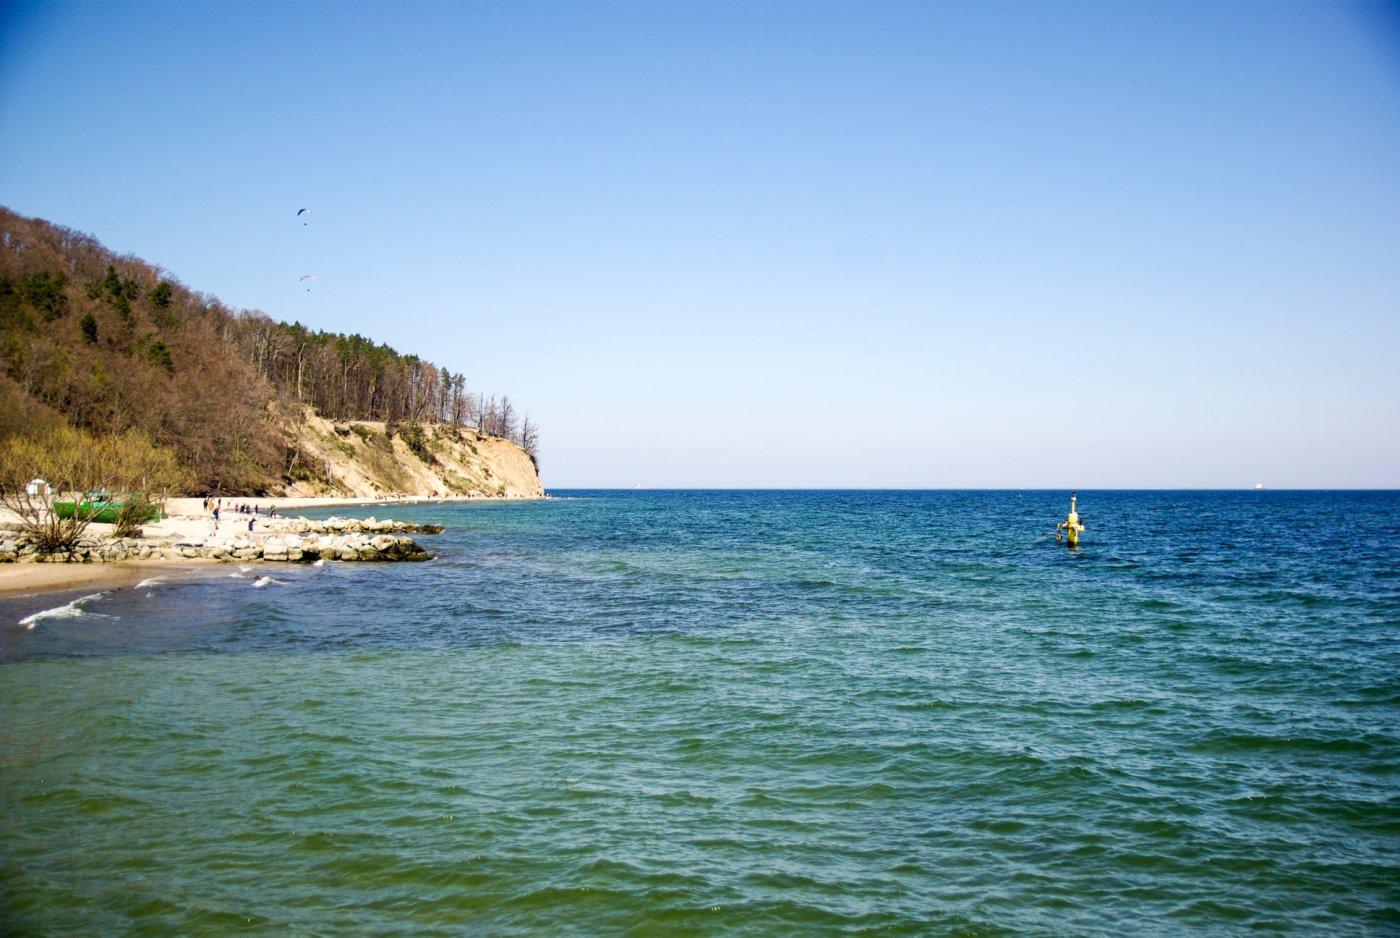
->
(1, 206, 544, 497)
(285, 411, 543, 499)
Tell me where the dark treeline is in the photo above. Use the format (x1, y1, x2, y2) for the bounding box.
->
(0, 207, 537, 494)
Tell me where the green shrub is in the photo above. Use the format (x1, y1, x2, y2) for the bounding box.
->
(112, 494, 160, 537)
(400, 424, 438, 466)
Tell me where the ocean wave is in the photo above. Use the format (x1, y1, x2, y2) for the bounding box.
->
(18, 592, 112, 630)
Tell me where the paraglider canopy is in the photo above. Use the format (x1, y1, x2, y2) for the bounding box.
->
(297, 208, 311, 225)
(300, 273, 316, 291)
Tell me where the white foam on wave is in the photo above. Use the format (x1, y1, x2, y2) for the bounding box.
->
(135, 577, 166, 590)
(312, 559, 326, 567)
(252, 576, 280, 589)
(19, 592, 112, 630)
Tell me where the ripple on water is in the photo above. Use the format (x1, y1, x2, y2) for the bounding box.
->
(0, 491, 1398, 935)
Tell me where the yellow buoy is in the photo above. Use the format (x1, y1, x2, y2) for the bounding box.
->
(1057, 492, 1085, 547)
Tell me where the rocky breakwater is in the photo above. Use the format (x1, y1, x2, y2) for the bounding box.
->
(0, 514, 438, 565)
(165, 529, 431, 563)
(266, 516, 445, 537)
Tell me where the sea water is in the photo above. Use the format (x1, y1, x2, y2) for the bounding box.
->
(1, 490, 1397, 935)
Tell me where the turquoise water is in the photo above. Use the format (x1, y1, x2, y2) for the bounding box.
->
(2, 490, 1398, 935)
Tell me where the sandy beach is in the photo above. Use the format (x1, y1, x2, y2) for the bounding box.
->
(0, 494, 476, 597)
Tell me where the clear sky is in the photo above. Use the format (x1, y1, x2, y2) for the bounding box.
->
(3, 0, 1397, 488)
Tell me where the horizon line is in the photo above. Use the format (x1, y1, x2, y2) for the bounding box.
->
(538, 486, 1400, 493)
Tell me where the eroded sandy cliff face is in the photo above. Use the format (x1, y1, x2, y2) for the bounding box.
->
(283, 412, 543, 499)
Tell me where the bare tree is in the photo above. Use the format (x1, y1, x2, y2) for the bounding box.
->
(498, 396, 518, 443)
(476, 393, 490, 434)
(519, 414, 540, 465)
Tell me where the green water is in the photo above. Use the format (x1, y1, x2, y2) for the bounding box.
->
(2, 491, 1398, 935)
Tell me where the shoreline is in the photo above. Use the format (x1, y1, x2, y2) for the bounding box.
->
(1, 494, 535, 599)
(0, 558, 220, 599)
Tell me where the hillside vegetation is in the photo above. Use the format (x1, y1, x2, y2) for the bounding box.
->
(0, 207, 541, 497)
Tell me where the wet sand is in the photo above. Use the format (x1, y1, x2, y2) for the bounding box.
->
(0, 559, 206, 597)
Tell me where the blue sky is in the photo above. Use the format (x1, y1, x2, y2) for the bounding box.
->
(3, 0, 1397, 488)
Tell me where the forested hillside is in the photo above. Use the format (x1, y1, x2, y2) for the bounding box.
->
(0, 207, 539, 495)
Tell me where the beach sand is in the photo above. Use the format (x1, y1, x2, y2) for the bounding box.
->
(0, 494, 472, 597)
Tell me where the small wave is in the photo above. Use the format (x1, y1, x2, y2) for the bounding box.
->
(135, 577, 166, 590)
(252, 576, 280, 589)
(1193, 731, 1374, 755)
(19, 592, 111, 630)
(313, 559, 326, 567)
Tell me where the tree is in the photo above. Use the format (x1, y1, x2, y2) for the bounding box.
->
(99, 264, 121, 296)
(438, 367, 452, 422)
(478, 394, 496, 435)
(148, 280, 173, 309)
(21, 272, 68, 321)
(0, 426, 190, 552)
(498, 396, 517, 442)
(145, 337, 173, 372)
(1, 207, 541, 495)
(520, 414, 540, 466)
(451, 374, 467, 426)
(0, 377, 62, 440)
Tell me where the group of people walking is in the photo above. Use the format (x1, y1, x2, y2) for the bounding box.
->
(201, 498, 278, 519)
(202, 497, 278, 535)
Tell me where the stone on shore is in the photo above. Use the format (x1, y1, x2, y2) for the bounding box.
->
(0, 519, 434, 566)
